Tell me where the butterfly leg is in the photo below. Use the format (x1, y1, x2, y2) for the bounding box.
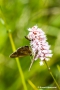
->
(29, 50, 38, 71)
(29, 57, 35, 71)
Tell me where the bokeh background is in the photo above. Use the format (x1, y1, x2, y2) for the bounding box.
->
(0, 0, 60, 90)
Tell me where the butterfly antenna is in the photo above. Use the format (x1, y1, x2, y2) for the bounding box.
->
(29, 57, 35, 71)
(25, 36, 31, 41)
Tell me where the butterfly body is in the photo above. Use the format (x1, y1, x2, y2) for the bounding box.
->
(10, 46, 31, 58)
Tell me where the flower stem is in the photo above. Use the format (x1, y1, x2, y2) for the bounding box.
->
(44, 60, 60, 90)
(28, 79, 38, 90)
(8, 30, 27, 90)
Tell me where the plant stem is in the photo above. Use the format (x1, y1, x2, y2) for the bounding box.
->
(8, 30, 27, 90)
(44, 60, 60, 90)
(28, 79, 38, 90)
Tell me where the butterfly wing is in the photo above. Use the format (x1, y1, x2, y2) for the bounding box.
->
(10, 46, 31, 58)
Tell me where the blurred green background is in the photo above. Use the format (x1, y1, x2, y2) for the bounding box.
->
(0, 0, 60, 90)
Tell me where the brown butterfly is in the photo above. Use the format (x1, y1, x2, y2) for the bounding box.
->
(10, 46, 31, 58)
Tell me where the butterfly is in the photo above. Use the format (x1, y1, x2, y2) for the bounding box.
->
(10, 46, 32, 58)
(10, 36, 34, 70)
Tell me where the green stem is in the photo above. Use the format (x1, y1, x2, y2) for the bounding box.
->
(28, 79, 38, 90)
(44, 60, 60, 90)
(0, 7, 27, 90)
(8, 30, 27, 90)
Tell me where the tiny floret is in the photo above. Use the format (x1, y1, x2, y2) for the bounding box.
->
(27, 25, 53, 70)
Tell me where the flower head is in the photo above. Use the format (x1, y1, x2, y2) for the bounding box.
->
(27, 25, 53, 70)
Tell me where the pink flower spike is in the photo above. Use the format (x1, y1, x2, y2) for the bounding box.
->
(27, 25, 53, 70)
